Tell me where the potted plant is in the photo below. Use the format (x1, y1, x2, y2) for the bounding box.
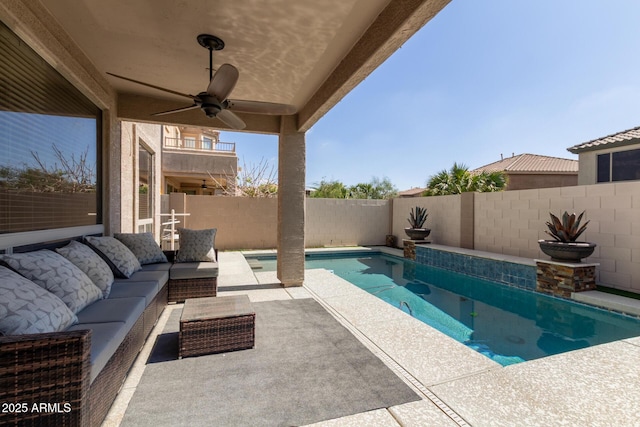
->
(538, 210, 596, 262)
(404, 206, 431, 240)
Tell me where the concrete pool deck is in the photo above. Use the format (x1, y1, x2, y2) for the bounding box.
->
(103, 248, 640, 426)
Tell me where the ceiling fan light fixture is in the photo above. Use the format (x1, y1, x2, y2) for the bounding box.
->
(202, 105, 222, 118)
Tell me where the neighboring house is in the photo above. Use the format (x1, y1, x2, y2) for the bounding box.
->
(471, 153, 578, 190)
(397, 187, 427, 197)
(567, 126, 640, 185)
(162, 126, 238, 195)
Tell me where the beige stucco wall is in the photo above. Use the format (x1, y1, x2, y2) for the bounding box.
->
(306, 199, 390, 247)
(391, 196, 463, 247)
(170, 196, 391, 250)
(474, 181, 640, 292)
(181, 195, 278, 250)
(119, 122, 163, 237)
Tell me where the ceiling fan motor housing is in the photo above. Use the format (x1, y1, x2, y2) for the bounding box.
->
(199, 94, 223, 117)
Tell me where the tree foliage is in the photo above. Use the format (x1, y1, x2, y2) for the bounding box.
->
(310, 176, 398, 199)
(309, 179, 348, 198)
(423, 163, 506, 196)
(210, 157, 278, 197)
(0, 145, 96, 193)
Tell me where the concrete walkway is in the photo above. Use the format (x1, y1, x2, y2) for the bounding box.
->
(103, 250, 640, 427)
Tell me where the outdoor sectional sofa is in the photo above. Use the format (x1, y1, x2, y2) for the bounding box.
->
(0, 229, 218, 427)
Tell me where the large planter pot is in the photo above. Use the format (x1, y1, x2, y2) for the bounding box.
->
(538, 240, 596, 263)
(404, 228, 431, 240)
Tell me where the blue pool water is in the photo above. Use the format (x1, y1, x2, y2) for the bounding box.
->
(250, 253, 640, 366)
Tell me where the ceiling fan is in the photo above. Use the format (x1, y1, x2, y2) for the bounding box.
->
(107, 34, 296, 130)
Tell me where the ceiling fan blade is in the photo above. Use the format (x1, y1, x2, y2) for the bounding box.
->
(206, 63, 239, 101)
(152, 104, 200, 116)
(107, 72, 197, 100)
(216, 109, 246, 130)
(226, 99, 297, 115)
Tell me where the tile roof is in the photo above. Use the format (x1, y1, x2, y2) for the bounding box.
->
(472, 154, 578, 174)
(567, 126, 640, 153)
(397, 187, 426, 197)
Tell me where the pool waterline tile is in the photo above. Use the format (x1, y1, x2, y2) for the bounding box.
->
(415, 245, 537, 290)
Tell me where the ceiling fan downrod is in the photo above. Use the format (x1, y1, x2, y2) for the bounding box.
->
(197, 34, 225, 81)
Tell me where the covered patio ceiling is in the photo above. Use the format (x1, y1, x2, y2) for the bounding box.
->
(35, 0, 450, 133)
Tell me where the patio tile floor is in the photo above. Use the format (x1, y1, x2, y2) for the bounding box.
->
(103, 249, 640, 427)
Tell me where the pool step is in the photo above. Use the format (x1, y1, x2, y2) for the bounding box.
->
(247, 259, 263, 270)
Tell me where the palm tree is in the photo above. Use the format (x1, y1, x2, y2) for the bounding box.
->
(424, 163, 506, 195)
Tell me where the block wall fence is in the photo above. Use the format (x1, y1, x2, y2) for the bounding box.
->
(165, 180, 639, 293)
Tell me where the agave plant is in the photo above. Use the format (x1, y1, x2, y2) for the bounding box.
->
(408, 206, 428, 229)
(544, 211, 590, 243)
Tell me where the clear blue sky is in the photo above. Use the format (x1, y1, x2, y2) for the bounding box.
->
(221, 1, 640, 191)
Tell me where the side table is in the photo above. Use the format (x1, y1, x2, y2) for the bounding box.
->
(179, 295, 255, 358)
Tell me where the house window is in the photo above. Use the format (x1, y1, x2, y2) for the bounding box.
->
(184, 137, 196, 148)
(0, 22, 101, 235)
(597, 153, 610, 183)
(202, 137, 212, 150)
(597, 149, 640, 183)
(612, 149, 640, 181)
(138, 145, 153, 233)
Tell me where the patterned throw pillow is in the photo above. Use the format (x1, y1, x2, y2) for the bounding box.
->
(114, 232, 167, 265)
(85, 236, 142, 278)
(56, 240, 115, 298)
(175, 228, 217, 263)
(0, 266, 77, 335)
(0, 250, 102, 314)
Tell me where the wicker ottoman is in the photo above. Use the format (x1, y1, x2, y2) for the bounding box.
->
(179, 295, 255, 358)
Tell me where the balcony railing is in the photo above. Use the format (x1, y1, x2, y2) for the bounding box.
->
(164, 137, 235, 153)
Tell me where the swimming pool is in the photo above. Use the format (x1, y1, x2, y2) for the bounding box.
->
(249, 252, 640, 366)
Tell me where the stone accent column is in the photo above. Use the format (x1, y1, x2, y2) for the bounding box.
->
(403, 240, 416, 260)
(277, 116, 305, 287)
(536, 260, 598, 298)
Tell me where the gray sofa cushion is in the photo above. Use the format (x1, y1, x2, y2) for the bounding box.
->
(85, 236, 142, 279)
(67, 321, 127, 383)
(169, 262, 219, 280)
(0, 250, 103, 314)
(76, 297, 145, 331)
(140, 262, 172, 272)
(118, 270, 169, 287)
(0, 266, 77, 335)
(108, 281, 159, 306)
(56, 240, 115, 298)
(114, 232, 168, 265)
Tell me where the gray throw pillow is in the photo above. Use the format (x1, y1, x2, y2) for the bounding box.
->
(0, 266, 77, 335)
(176, 228, 217, 263)
(85, 236, 142, 278)
(0, 250, 102, 314)
(114, 232, 168, 265)
(56, 240, 115, 298)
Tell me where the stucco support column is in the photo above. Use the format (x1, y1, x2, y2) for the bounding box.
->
(277, 116, 305, 287)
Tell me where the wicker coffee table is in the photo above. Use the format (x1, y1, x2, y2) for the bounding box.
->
(179, 295, 255, 358)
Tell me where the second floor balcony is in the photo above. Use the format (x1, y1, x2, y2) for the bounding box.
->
(164, 136, 235, 154)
